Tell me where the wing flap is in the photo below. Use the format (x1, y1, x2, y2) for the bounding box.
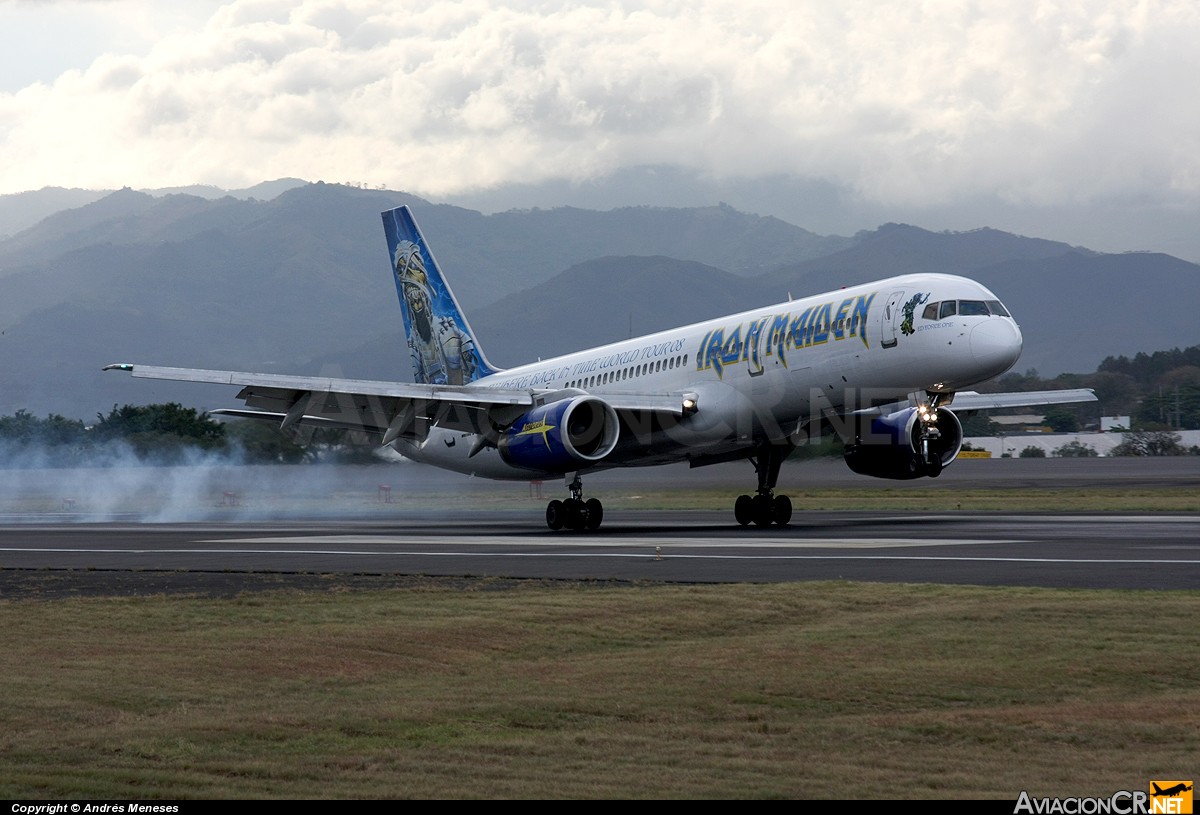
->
(210, 409, 383, 434)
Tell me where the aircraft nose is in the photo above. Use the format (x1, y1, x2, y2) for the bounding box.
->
(970, 318, 1022, 375)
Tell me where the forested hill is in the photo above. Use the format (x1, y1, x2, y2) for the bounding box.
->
(1, 182, 1198, 420)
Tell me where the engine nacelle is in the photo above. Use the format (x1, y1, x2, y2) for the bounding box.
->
(498, 396, 620, 473)
(843, 406, 963, 480)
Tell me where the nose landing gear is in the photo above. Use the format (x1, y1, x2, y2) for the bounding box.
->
(916, 401, 944, 477)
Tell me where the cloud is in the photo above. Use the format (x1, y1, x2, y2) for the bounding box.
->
(1, 0, 1199, 215)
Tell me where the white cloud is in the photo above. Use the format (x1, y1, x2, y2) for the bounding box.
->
(1, 0, 1198, 218)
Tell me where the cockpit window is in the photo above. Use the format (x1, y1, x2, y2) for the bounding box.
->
(923, 298, 1012, 320)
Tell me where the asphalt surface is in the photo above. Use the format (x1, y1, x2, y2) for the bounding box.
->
(0, 457, 1197, 597)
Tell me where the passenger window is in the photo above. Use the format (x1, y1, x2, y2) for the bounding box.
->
(960, 300, 989, 316)
(939, 301, 957, 319)
(922, 303, 939, 320)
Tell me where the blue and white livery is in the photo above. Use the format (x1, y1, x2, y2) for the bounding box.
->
(107, 206, 1095, 530)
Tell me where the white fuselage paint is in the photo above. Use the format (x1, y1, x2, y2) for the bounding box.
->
(396, 273, 1022, 480)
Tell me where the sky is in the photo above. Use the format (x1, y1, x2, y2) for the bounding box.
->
(2, 0, 1200, 259)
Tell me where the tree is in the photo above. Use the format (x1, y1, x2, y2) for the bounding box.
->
(1110, 430, 1186, 457)
(92, 403, 226, 460)
(223, 421, 309, 464)
(1081, 371, 1140, 418)
(0, 410, 88, 447)
(0, 410, 91, 465)
(1053, 440, 1098, 457)
(1134, 369, 1200, 430)
(1041, 406, 1080, 433)
(959, 415, 1000, 436)
(1019, 445, 1046, 458)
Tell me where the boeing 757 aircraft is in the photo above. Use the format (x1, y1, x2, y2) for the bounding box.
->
(107, 205, 1095, 530)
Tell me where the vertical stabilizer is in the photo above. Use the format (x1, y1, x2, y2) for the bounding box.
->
(381, 206, 499, 385)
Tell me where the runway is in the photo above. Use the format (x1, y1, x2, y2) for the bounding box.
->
(0, 457, 1197, 596)
(1, 510, 1198, 593)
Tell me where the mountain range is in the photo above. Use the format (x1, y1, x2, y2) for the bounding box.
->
(0, 181, 1196, 421)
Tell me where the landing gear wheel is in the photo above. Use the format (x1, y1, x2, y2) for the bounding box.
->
(926, 454, 943, 477)
(752, 493, 774, 527)
(772, 494, 792, 526)
(563, 498, 586, 531)
(549, 475, 604, 532)
(741, 442, 794, 528)
(584, 498, 604, 530)
(546, 500, 566, 531)
(734, 494, 753, 526)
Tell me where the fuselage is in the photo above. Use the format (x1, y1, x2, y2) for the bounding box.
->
(396, 272, 1022, 479)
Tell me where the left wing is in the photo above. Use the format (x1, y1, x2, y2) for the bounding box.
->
(102, 364, 690, 445)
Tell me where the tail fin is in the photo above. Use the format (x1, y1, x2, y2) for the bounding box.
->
(381, 206, 499, 385)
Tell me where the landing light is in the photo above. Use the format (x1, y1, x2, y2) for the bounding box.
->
(682, 397, 698, 415)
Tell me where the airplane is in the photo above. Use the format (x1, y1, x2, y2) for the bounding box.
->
(1152, 783, 1193, 797)
(106, 205, 1097, 530)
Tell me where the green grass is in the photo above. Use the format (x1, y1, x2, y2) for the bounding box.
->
(1, 581, 1196, 798)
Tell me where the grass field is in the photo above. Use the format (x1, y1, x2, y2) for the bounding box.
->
(1, 579, 1196, 799)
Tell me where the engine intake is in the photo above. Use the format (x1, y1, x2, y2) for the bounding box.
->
(843, 406, 963, 480)
(498, 396, 619, 473)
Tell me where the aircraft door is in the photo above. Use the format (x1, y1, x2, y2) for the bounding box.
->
(746, 316, 768, 378)
(880, 290, 905, 349)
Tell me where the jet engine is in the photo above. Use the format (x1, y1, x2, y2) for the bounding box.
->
(498, 396, 620, 473)
(842, 405, 963, 480)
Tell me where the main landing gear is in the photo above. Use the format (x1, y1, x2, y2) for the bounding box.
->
(545, 474, 604, 531)
(734, 443, 793, 527)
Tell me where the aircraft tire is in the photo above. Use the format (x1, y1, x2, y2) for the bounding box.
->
(772, 494, 792, 526)
(546, 500, 566, 530)
(564, 498, 586, 531)
(584, 498, 604, 530)
(734, 494, 753, 526)
(752, 494, 774, 527)
(926, 454, 943, 477)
